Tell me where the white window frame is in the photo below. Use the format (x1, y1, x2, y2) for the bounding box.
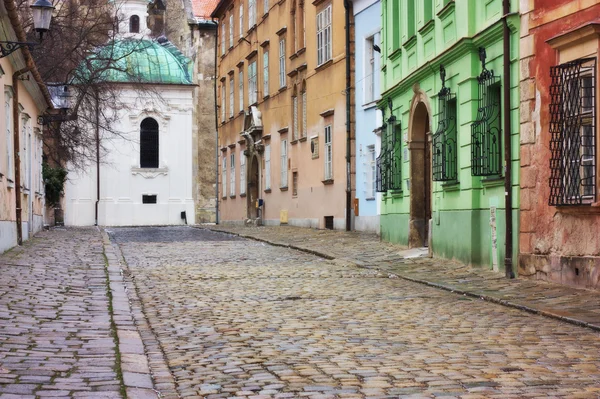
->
(292, 95, 298, 140)
(265, 144, 271, 190)
(230, 153, 236, 196)
(221, 83, 226, 121)
(239, 69, 244, 112)
(279, 38, 286, 88)
(365, 35, 375, 103)
(229, 15, 234, 48)
(248, 60, 257, 105)
(302, 90, 307, 138)
(248, 0, 256, 29)
(229, 76, 234, 118)
(221, 21, 226, 55)
(240, 151, 246, 195)
(264, 0, 269, 14)
(5, 89, 13, 181)
(316, 5, 332, 66)
(222, 156, 227, 198)
(280, 139, 288, 187)
(366, 145, 376, 199)
(263, 51, 269, 97)
(239, 3, 244, 38)
(324, 125, 332, 180)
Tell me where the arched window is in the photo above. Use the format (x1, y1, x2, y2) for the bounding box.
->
(140, 118, 159, 168)
(130, 15, 140, 33)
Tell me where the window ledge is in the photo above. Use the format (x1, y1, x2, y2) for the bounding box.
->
(7, 178, 14, 188)
(481, 176, 504, 187)
(390, 189, 403, 198)
(556, 204, 600, 214)
(230, 195, 236, 199)
(441, 180, 460, 191)
(362, 100, 379, 110)
(264, 188, 272, 193)
(299, 136, 308, 142)
(240, 193, 247, 197)
(290, 139, 298, 145)
(131, 167, 169, 178)
(222, 196, 227, 200)
(239, 110, 245, 115)
(280, 186, 289, 191)
(365, 197, 376, 201)
(278, 85, 288, 93)
(263, 94, 270, 100)
(322, 179, 334, 185)
(315, 59, 333, 72)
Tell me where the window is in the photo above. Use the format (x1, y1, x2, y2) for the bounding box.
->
(129, 15, 139, 33)
(376, 115, 402, 192)
(239, 69, 244, 112)
(239, 3, 244, 38)
(292, 92, 298, 140)
(140, 118, 159, 168)
(280, 140, 288, 187)
(292, 171, 298, 196)
(324, 125, 332, 180)
(5, 89, 13, 180)
(365, 36, 375, 103)
(142, 195, 157, 204)
(240, 151, 246, 195)
(279, 38, 286, 88)
(229, 77, 234, 118)
(265, 143, 271, 190)
(316, 5, 332, 66)
(406, 0, 415, 38)
(302, 85, 307, 138)
(22, 116, 31, 189)
(230, 153, 236, 196)
(221, 83, 226, 121)
(366, 145, 376, 198)
(229, 15, 234, 48)
(291, 1, 297, 52)
(221, 21, 226, 54)
(222, 156, 227, 198)
(248, 0, 256, 28)
(248, 60, 257, 105)
(263, 51, 269, 97)
(433, 80, 458, 182)
(264, 0, 269, 14)
(549, 58, 597, 205)
(299, 0, 305, 49)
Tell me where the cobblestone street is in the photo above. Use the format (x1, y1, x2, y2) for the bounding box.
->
(109, 226, 600, 399)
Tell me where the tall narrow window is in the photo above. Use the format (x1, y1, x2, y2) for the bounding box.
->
(222, 156, 227, 198)
(279, 38, 286, 88)
(229, 76, 234, 118)
(280, 139, 288, 187)
(248, 60, 257, 104)
(263, 51, 269, 97)
(140, 118, 159, 168)
(406, 0, 415, 38)
(5, 89, 13, 180)
(316, 5, 332, 66)
(292, 171, 298, 196)
(366, 145, 376, 198)
(291, 1, 297, 52)
(221, 84, 226, 121)
(230, 153, 236, 196)
(221, 21, 226, 54)
(240, 151, 246, 195)
(229, 15, 233, 48)
(292, 89, 298, 140)
(433, 68, 458, 182)
(129, 15, 139, 33)
(324, 125, 332, 180)
(248, 0, 256, 28)
(549, 58, 597, 205)
(239, 69, 244, 112)
(365, 36, 375, 103)
(264, 0, 269, 14)
(239, 3, 244, 37)
(299, 0, 305, 49)
(265, 143, 271, 190)
(301, 83, 307, 138)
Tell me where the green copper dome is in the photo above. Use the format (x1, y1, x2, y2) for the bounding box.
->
(81, 38, 193, 85)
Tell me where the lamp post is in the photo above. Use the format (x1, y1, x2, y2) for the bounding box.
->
(0, 0, 54, 58)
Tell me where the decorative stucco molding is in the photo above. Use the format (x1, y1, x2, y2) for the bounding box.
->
(131, 167, 169, 178)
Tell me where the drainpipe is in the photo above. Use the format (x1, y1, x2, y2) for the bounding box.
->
(13, 67, 30, 246)
(94, 88, 100, 226)
(212, 17, 220, 225)
(344, 0, 352, 232)
(502, 0, 514, 278)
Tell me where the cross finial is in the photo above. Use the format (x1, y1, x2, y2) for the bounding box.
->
(479, 47, 487, 70)
(440, 64, 446, 88)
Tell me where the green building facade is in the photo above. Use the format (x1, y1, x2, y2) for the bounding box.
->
(378, 0, 520, 271)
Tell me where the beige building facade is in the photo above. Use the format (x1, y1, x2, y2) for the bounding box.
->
(212, 0, 353, 229)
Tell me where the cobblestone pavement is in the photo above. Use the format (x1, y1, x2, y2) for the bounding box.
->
(109, 226, 600, 399)
(206, 225, 600, 331)
(0, 227, 122, 398)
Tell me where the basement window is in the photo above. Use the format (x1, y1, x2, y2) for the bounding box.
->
(142, 195, 157, 204)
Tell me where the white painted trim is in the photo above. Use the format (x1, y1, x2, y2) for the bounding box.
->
(351, 0, 378, 16)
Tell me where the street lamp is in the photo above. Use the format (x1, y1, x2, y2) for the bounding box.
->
(0, 0, 54, 58)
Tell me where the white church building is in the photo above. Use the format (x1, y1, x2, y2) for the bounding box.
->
(65, 0, 195, 226)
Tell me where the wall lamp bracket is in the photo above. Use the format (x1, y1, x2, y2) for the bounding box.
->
(0, 41, 35, 59)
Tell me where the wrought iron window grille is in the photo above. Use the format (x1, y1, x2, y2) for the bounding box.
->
(433, 65, 457, 182)
(471, 47, 502, 176)
(549, 57, 597, 206)
(376, 113, 402, 192)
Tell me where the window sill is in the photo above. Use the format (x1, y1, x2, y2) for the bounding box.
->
(240, 193, 247, 198)
(263, 94, 270, 100)
(280, 186, 289, 191)
(264, 188, 272, 193)
(222, 196, 227, 200)
(556, 204, 600, 214)
(230, 195, 236, 199)
(295, 47, 306, 57)
(315, 59, 333, 72)
(239, 110, 245, 115)
(362, 100, 379, 110)
(7, 179, 14, 188)
(441, 180, 460, 191)
(481, 176, 504, 188)
(322, 179, 334, 185)
(365, 197, 376, 201)
(390, 189, 403, 198)
(290, 139, 298, 145)
(262, 12, 269, 19)
(278, 85, 288, 93)
(289, 52, 298, 61)
(299, 136, 308, 142)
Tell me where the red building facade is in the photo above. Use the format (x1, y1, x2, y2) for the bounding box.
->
(519, 0, 600, 289)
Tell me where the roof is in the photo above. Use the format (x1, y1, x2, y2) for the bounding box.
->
(191, 0, 220, 19)
(79, 37, 193, 85)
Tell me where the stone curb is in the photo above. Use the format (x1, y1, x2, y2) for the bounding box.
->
(100, 228, 164, 398)
(203, 226, 600, 333)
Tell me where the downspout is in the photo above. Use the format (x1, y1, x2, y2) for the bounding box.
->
(13, 67, 30, 245)
(343, 0, 352, 232)
(502, 0, 515, 278)
(94, 88, 100, 226)
(212, 16, 220, 224)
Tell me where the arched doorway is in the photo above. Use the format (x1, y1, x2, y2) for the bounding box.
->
(247, 155, 260, 219)
(408, 99, 432, 248)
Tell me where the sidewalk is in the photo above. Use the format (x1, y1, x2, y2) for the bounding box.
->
(204, 225, 600, 331)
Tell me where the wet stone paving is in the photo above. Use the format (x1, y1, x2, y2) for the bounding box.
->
(108, 226, 600, 399)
